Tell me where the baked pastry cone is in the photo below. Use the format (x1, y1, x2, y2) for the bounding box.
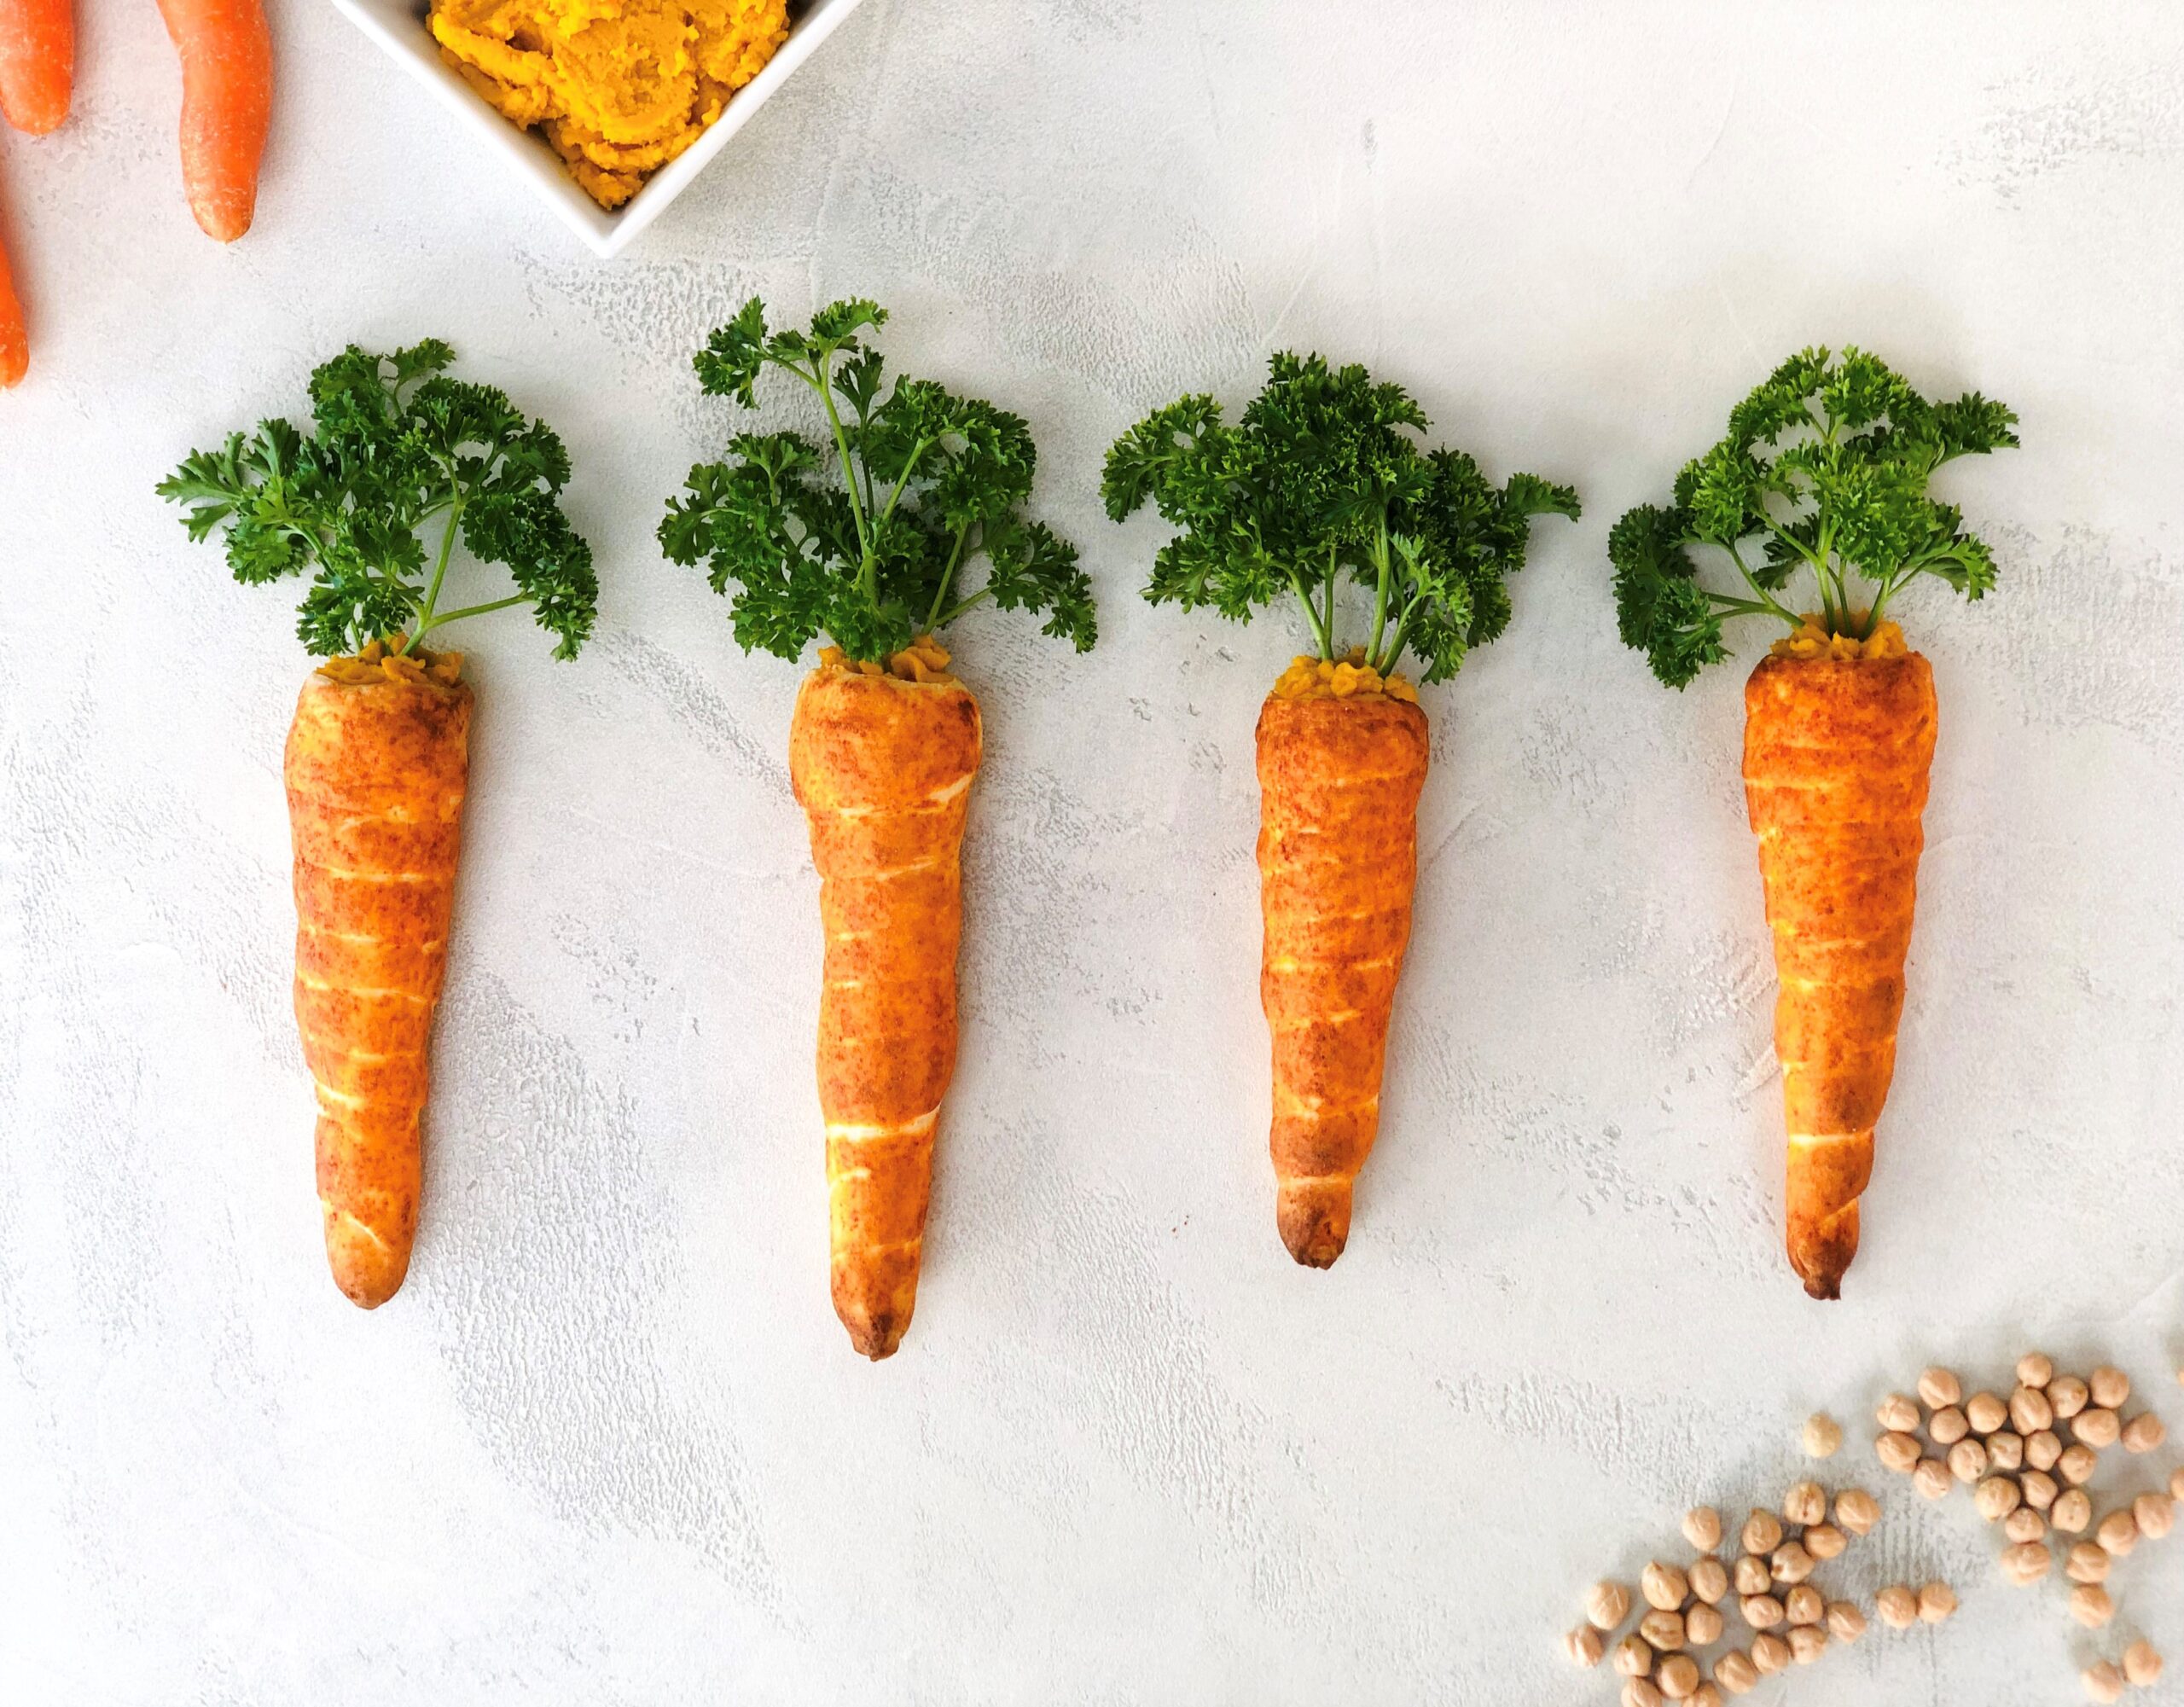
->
(1743, 650, 1937, 1298)
(284, 648, 471, 1309)
(1256, 690, 1430, 1266)
(789, 648, 980, 1357)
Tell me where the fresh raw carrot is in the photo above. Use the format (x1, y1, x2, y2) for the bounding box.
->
(0, 0, 72, 134)
(1107, 353, 1578, 1265)
(1745, 650, 1935, 1298)
(791, 652, 979, 1356)
(1257, 693, 1428, 1264)
(1612, 345, 2018, 1298)
(663, 297, 1096, 1359)
(160, 340, 598, 1305)
(287, 649, 471, 1306)
(155, 0, 272, 241)
(0, 206, 23, 388)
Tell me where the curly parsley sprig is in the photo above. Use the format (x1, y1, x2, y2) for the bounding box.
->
(1611, 345, 2020, 688)
(1101, 352, 1578, 685)
(157, 340, 598, 659)
(659, 298, 1095, 665)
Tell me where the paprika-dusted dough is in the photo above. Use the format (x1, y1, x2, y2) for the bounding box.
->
(1744, 648, 1936, 1299)
(430, 0, 787, 207)
(285, 651, 471, 1309)
(1257, 689, 1429, 1267)
(789, 653, 980, 1359)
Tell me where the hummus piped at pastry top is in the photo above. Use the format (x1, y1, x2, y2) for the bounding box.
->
(429, 0, 788, 208)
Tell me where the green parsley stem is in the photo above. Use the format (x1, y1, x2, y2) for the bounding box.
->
(1289, 569, 1332, 658)
(938, 586, 992, 626)
(1367, 514, 1391, 663)
(412, 593, 527, 640)
(926, 522, 973, 632)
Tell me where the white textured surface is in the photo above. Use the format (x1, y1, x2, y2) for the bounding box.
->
(4, 2, 2184, 1701)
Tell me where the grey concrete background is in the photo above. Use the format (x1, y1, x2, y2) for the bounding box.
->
(4, 1, 2183, 1700)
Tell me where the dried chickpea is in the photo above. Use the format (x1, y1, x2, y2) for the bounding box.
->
(2018, 1351, 2054, 1388)
(1613, 1633, 1653, 1675)
(1876, 1431, 1922, 1474)
(1643, 1562, 1689, 1612)
(1733, 1555, 1771, 1597)
(1917, 1581, 1957, 1623)
(2075, 1408, 2122, 1449)
(1749, 1632, 1790, 1675)
(1711, 1649, 1758, 1696)
(2063, 1540, 2110, 1584)
(2082, 1661, 2127, 1704)
(1589, 1581, 1635, 1630)
(2069, 1582, 2115, 1629)
(2053, 1489, 2094, 1533)
(1875, 1392, 1922, 1432)
(1919, 1367, 1963, 1409)
(2095, 1508, 2139, 1556)
(2123, 1640, 2163, 1687)
(1658, 1654, 1700, 1700)
(1999, 1541, 2052, 1586)
(1565, 1626, 1606, 1668)
(2026, 1429, 2064, 1472)
(2051, 1375, 2091, 1420)
(1682, 1507, 1722, 1553)
(1802, 1522, 1846, 1562)
(1782, 1481, 1827, 1527)
(1740, 1594, 1785, 1630)
(2121, 1411, 2165, 1454)
(1825, 1600, 1864, 1642)
(1786, 1625, 1827, 1665)
(2060, 1444, 2100, 1486)
(1687, 1556, 1728, 1605)
(1801, 1414, 1842, 1459)
(1690, 1684, 1722, 1707)
(1949, 1439, 1989, 1483)
(2133, 1490, 2174, 1539)
(1769, 1542, 1814, 1585)
(2173, 1466, 2184, 1502)
(1929, 1405, 1971, 1446)
(1740, 1510, 1782, 1556)
(1641, 1608, 1687, 1651)
(1685, 1601, 1724, 1646)
(2004, 1507, 2048, 1544)
(1875, 1584, 1920, 1629)
(2009, 1385, 2053, 1435)
(1988, 1430, 2024, 1472)
(1974, 1476, 2021, 1522)
(1966, 1391, 2008, 1435)
(1622, 1677, 1664, 1707)
(1782, 1584, 1823, 1626)
(1833, 1487, 1879, 1536)
(1913, 1459, 1954, 1501)
(2022, 1469, 2060, 1511)
(2090, 1366, 2131, 1409)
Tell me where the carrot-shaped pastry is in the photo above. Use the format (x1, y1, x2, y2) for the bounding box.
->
(661, 298, 1095, 1359)
(1611, 345, 2018, 1298)
(1105, 354, 1578, 1265)
(159, 340, 598, 1306)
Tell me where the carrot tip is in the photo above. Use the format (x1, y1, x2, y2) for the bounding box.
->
(323, 1205, 410, 1309)
(843, 1314, 905, 1361)
(1279, 1190, 1351, 1269)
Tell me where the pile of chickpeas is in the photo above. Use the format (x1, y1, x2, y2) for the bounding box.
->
(1873, 1356, 2175, 1701)
(1562, 1357, 2181, 1703)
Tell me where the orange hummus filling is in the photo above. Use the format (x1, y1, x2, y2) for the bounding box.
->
(315, 637, 467, 690)
(816, 636, 960, 686)
(1769, 615, 1910, 662)
(1270, 649, 1420, 704)
(429, 0, 789, 209)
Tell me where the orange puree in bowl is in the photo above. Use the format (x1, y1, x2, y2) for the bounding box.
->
(430, 0, 788, 208)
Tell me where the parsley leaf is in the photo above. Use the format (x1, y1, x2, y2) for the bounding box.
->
(1101, 352, 1577, 683)
(1610, 345, 2019, 687)
(662, 298, 1095, 665)
(157, 340, 598, 659)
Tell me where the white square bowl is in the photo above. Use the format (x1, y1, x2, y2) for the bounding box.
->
(332, 0, 869, 258)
